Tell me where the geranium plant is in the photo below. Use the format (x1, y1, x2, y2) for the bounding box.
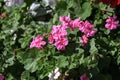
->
(0, 0, 120, 80)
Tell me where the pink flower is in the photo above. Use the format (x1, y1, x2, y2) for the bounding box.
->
(105, 16, 119, 30)
(51, 25, 67, 41)
(30, 36, 46, 50)
(0, 74, 4, 80)
(48, 34, 54, 44)
(73, 18, 82, 27)
(67, 21, 74, 31)
(54, 37, 68, 50)
(80, 35, 89, 46)
(59, 16, 71, 26)
(59, 16, 81, 31)
(86, 30, 96, 37)
(79, 21, 96, 37)
(48, 25, 68, 50)
(51, 25, 67, 40)
(80, 74, 90, 80)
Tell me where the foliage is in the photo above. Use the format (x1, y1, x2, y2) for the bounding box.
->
(0, 0, 120, 80)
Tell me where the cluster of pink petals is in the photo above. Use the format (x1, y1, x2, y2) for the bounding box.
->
(80, 74, 90, 80)
(49, 16, 96, 48)
(48, 25, 68, 50)
(59, 16, 71, 27)
(59, 16, 96, 46)
(59, 16, 81, 31)
(105, 16, 119, 30)
(80, 35, 89, 46)
(30, 36, 46, 50)
(0, 74, 4, 80)
(78, 21, 96, 46)
(54, 37, 68, 50)
(59, 16, 96, 36)
(30, 16, 96, 50)
(79, 20, 96, 37)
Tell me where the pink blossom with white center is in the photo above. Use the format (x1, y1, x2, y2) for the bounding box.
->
(80, 35, 89, 46)
(79, 20, 96, 37)
(54, 37, 68, 50)
(105, 16, 119, 30)
(30, 36, 46, 50)
(80, 74, 90, 80)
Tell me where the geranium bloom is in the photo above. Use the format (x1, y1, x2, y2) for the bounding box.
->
(54, 37, 68, 50)
(0, 74, 4, 80)
(80, 35, 89, 46)
(51, 25, 67, 40)
(80, 74, 90, 80)
(30, 36, 46, 50)
(59, 16, 71, 26)
(48, 25, 68, 50)
(68, 19, 82, 31)
(99, 0, 120, 8)
(48, 34, 54, 44)
(79, 20, 96, 37)
(48, 67, 61, 80)
(105, 16, 119, 30)
(59, 16, 81, 31)
(72, 18, 82, 27)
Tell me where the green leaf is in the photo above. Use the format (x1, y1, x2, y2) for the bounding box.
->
(24, 58, 39, 72)
(21, 71, 36, 80)
(99, 2, 107, 10)
(79, 2, 92, 20)
(89, 39, 98, 55)
(104, 29, 110, 35)
(117, 56, 120, 65)
(19, 36, 31, 48)
(53, 13, 59, 24)
(55, 56, 69, 68)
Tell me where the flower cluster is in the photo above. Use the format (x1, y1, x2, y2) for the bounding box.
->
(0, 74, 4, 80)
(80, 35, 89, 46)
(48, 25, 68, 50)
(59, 16, 96, 46)
(30, 15, 119, 50)
(59, 16, 74, 30)
(48, 16, 96, 48)
(78, 20, 96, 37)
(48, 67, 61, 80)
(105, 15, 119, 30)
(30, 36, 46, 50)
(79, 20, 96, 46)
